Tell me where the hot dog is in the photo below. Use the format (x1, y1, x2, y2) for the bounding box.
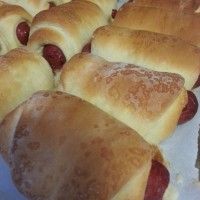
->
(0, 2, 32, 55)
(43, 44, 66, 71)
(28, 0, 107, 73)
(111, 9, 118, 18)
(0, 90, 171, 200)
(16, 21, 30, 45)
(144, 160, 170, 200)
(178, 90, 198, 124)
(91, 25, 200, 90)
(82, 42, 92, 53)
(193, 74, 200, 88)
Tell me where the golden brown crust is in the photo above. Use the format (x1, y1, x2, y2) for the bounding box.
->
(28, 0, 107, 61)
(0, 91, 157, 200)
(0, 47, 54, 122)
(132, 0, 200, 13)
(0, 2, 32, 55)
(0, 1, 31, 19)
(91, 25, 200, 89)
(5, 0, 69, 16)
(86, 0, 117, 17)
(59, 53, 187, 144)
(5, 0, 117, 17)
(113, 4, 200, 47)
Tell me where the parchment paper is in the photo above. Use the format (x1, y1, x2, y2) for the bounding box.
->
(0, 0, 200, 199)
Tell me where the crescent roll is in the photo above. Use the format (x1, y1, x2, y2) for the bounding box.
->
(0, 1, 32, 55)
(63, 0, 117, 18)
(0, 90, 170, 200)
(86, 0, 117, 18)
(113, 3, 200, 47)
(91, 25, 200, 90)
(28, 0, 107, 74)
(131, 0, 200, 14)
(0, 47, 54, 122)
(58, 53, 187, 144)
(4, 0, 69, 16)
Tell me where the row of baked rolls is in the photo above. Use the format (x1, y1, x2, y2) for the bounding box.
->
(27, 0, 110, 76)
(3, 0, 68, 16)
(0, 1, 32, 55)
(58, 53, 187, 144)
(0, 0, 117, 57)
(84, 25, 199, 124)
(0, 47, 54, 123)
(113, 2, 200, 48)
(4, 0, 117, 18)
(0, 90, 171, 200)
(128, 0, 200, 14)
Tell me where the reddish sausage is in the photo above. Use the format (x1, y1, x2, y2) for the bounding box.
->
(16, 22, 30, 45)
(193, 74, 200, 89)
(144, 160, 170, 200)
(49, 2, 56, 8)
(112, 9, 118, 18)
(178, 90, 198, 124)
(82, 42, 91, 53)
(42, 44, 66, 71)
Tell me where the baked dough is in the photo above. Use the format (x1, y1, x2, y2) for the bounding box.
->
(91, 25, 200, 90)
(28, 0, 107, 73)
(4, 0, 69, 16)
(0, 1, 32, 55)
(113, 3, 200, 47)
(0, 47, 54, 122)
(0, 90, 159, 200)
(59, 53, 187, 144)
(131, 0, 200, 13)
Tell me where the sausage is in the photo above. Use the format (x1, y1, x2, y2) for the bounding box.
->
(193, 74, 200, 89)
(16, 22, 30, 45)
(112, 9, 117, 18)
(82, 42, 91, 53)
(144, 160, 170, 200)
(178, 90, 198, 124)
(49, 2, 56, 8)
(42, 44, 66, 71)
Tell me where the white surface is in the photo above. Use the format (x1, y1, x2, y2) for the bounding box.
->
(160, 87, 200, 200)
(0, 0, 200, 199)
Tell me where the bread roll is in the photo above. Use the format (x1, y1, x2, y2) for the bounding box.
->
(86, 0, 117, 18)
(63, 0, 117, 18)
(113, 3, 200, 47)
(0, 90, 169, 200)
(59, 53, 187, 144)
(28, 0, 107, 74)
(0, 47, 54, 122)
(131, 0, 200, 13)
(4, 0, 69, 16)
(91, 25, 200, 90)
(0, 1, 32, 55)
